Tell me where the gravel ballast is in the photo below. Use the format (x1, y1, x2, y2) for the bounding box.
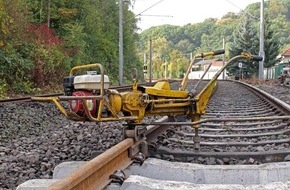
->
(1, 81, 290, 189)
(0, 102, 123, 189)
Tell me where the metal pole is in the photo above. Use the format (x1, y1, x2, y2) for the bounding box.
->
(193, 62, 212, 91)
(149, 39, 152, 83)
(119, 0, 124, 86)
(259, 0, 265, 80)
(143, 53, 147, 81)
(222, 38, 226, 80)
(164, 61, 167, 79)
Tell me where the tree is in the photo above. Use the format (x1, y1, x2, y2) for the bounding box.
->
(168, 50, 188, 79)
(0, 0, 141, 93)
(229, 15, 259, 78)
(0, 0, 37, 92)
(151, 37, 170, 79)
(229, 12, 280, 79)
(264, 17, 280, 68)
(266, 0, 290, 50)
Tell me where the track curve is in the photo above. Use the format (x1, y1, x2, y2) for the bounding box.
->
(153, 80, 290, 164)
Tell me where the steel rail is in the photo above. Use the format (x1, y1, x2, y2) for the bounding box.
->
(0, 93, 63, 103)
(45, 117, 168, 190)
(145, 116, 171, 143)
(237, 80, 290, 115)
(0, 82, 158, 104)
(47, 138, 134, 190)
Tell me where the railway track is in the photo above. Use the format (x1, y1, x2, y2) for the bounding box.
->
(152, 80, 290, 164)
(0, 83, 153, 104)
(0, 93, 63, 103)
(16, 79, 290, 190)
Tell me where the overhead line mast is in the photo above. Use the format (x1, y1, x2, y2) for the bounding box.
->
(259, 0, 265, 81)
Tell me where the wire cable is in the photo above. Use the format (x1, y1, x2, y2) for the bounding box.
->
(125, 0, 165, 23)
(225, 0, 259, 20)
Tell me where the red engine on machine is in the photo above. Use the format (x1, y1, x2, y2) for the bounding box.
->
(70, 90, 97, 117)
(63, 71, 110, 118)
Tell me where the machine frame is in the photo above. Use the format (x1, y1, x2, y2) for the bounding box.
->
(32, 50, 262, 146)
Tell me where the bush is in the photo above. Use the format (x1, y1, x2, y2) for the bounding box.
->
(0, 80, 7, 98)
(12, 80, 34, 94)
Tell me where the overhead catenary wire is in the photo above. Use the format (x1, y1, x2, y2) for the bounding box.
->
(125, 0, 166, 23)
(140, 14, 173, 17)
(225, 0, 259, 20)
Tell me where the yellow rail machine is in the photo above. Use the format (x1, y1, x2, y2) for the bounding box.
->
(32, 50, 263, 145)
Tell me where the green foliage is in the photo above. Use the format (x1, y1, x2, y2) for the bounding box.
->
(264, 16, 280, 68)
(0, 44, 35, 90)
(139, 1, 289, 80)
(0, 79, 7, 98)
(168, 50, 188, 78)
(1, 0, 290, 96)
(32, 45, 69, 86)
(0, 0, 141, 94)
(229, 15, 260, 77)
(244, 0, 290, 49)
(138, 16, 241, 80)
(12, 81, 34, 94)
(229, 12, 280, 77)
(62, 22, 87, 66)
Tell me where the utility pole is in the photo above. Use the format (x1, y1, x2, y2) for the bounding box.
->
(149, 39, 152, 83)
(143, 53, 147, 81)
(119, 0, 124, 86)
(164, 61, 167, 79)
(259, 0, 265, 80)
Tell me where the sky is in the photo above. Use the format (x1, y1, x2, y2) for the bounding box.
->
(131, 0, 261, 31)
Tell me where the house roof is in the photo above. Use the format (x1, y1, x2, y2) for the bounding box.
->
(195, 59, 223, 67)
(282, 48, 290, 57)
(195, 59, 214, 65)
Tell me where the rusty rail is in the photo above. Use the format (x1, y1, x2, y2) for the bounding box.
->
(47, 138, 134, 190)
(0, 82, 157, 104)
(0, 93, 63, 103)
(46, 117, 168, 190)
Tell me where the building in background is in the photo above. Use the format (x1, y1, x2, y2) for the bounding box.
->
(264, 47, 290, 80)
(189, 59, 224, 79)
